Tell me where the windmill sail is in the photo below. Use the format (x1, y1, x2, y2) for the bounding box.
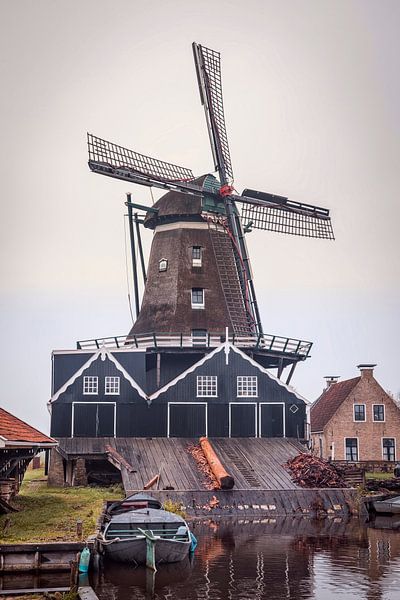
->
(239, 189, 335, 239)
(193, 43, 234, 184)
(87, 133, 195, 186)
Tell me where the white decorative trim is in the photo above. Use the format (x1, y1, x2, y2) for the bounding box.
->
(49, 347, 147, 404)
(155, 221, 225, 233)
(258, 402, 286, 438)
(229, 345, 309, 403)
(229, 402, 257, 437)
(149, 342, 309, 403)
(224, 327, 229, 365)
(167, 402, 208, 438)
(150, 345, 224, 401)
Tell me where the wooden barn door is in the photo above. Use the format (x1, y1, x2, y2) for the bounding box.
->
(168, 403, 207, 437)
(259, 403, 285, 438)
(73, 402, 115, 437)
(229, 403, 257, 437)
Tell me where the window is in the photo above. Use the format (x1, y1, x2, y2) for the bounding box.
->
(83, 376, 98, 395)
(105, 376, 120, 395)
(345, 438, 358, 461)
(159, 258, 168, 272)
(197, 375, 217, 397)
(354, 404, 366, 421)
(191, 288, 204, 309)
(192, 329, 207, 346)
(383, 438, 395, 461)
(373, 404, 385, 422)
(192, 246, 202, 267)
(237, 376, 258, 397)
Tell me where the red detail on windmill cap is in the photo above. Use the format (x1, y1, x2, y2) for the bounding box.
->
(219, 185, 234, 197)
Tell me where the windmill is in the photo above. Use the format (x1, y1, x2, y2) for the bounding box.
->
(86, 43, 334, 379)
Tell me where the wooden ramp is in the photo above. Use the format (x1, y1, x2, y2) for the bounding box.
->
(210, 438, 302, 490)
(57, 437, 303, 492)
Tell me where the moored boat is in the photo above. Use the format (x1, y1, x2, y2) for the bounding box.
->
(372, 495, 400, 515)
(99, 506, 192, 565)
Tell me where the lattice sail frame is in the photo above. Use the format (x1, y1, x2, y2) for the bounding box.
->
(193, 44, 234, 183)
(87, 133, 194, 183)
(240, 203, 335, 239)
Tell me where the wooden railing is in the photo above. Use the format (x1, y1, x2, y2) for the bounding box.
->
(76, 332, 312, 357)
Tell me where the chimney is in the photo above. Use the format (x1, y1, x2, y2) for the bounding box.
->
(324, 376, 340, 389)
(357, 364, 376, 379)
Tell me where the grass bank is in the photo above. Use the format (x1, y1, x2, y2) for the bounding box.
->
(0, 468, 123, 544)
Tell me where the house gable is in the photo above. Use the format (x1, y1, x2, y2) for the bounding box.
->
(49, 347, 147, 405)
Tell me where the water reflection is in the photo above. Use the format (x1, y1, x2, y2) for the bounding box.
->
(91, 517, 400, 600)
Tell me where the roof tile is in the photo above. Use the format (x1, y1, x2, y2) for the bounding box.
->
(0, 407, 55, 444)
(310, 377, 360, 432)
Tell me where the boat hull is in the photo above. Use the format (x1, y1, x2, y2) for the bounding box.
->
(103, 537, 191, 565)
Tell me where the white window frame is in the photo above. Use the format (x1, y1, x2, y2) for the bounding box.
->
(83, 376, 98, 395)
(237, 376, 258, 398)
(196, 375, 217, 397)
(229, 402, 257, 437)
(373, 404, 385, 422)
(344, 437, 359, 461)
(382, 437, 396, 461)
(71, 401, 116, 438)
(191, 288, 205, 309)
(192, 246, 202, 267)
(159, 258, 168, 272)
(258, 402, 286, 438)
(167, 402, 208, 438)
(105, 376, 120, 395)
(353, 403, 366, 422)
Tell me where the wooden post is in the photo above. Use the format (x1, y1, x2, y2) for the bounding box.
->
(138, 528, 157, 571)
(76, 520, 83, 539)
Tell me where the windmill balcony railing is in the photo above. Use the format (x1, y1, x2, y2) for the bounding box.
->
(76, 332, 312, 358)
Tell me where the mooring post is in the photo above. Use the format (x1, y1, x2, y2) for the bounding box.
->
(138, 528, 157, 571)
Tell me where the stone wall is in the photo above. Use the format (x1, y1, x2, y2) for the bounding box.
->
(47, 448, 65, 487)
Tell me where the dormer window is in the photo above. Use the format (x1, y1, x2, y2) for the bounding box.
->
(191, 288, 204, 309)
(192, 246, 202, 267)
(159, 258, 168, 272)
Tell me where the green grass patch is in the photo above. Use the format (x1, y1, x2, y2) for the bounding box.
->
(0, 469, 123, 544)
(365, 471, 396, 480)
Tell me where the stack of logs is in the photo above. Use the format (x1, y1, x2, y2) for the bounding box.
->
(286, 454, 348, 488)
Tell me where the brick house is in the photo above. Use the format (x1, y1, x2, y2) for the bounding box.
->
(310, 365, 400, 462)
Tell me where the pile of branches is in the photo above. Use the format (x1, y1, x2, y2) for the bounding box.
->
(187, 443, 220, 490)
(285, 453, 347, 488)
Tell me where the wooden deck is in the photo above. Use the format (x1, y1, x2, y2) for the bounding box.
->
(57, 437, 304, 492)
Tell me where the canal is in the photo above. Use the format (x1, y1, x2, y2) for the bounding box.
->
(91, 516, 400, 600)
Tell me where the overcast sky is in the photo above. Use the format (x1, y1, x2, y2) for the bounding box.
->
(1, 0, 399, 433)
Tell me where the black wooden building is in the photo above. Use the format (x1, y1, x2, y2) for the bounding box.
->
(49, 342, 309, 440)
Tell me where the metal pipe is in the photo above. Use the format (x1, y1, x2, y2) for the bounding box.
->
(126, 193, 140, 318)
(134, 212, 147, 284)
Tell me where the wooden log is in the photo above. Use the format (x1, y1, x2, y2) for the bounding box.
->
(199, 437, 234, 490)
(143, 474, 160, 490)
